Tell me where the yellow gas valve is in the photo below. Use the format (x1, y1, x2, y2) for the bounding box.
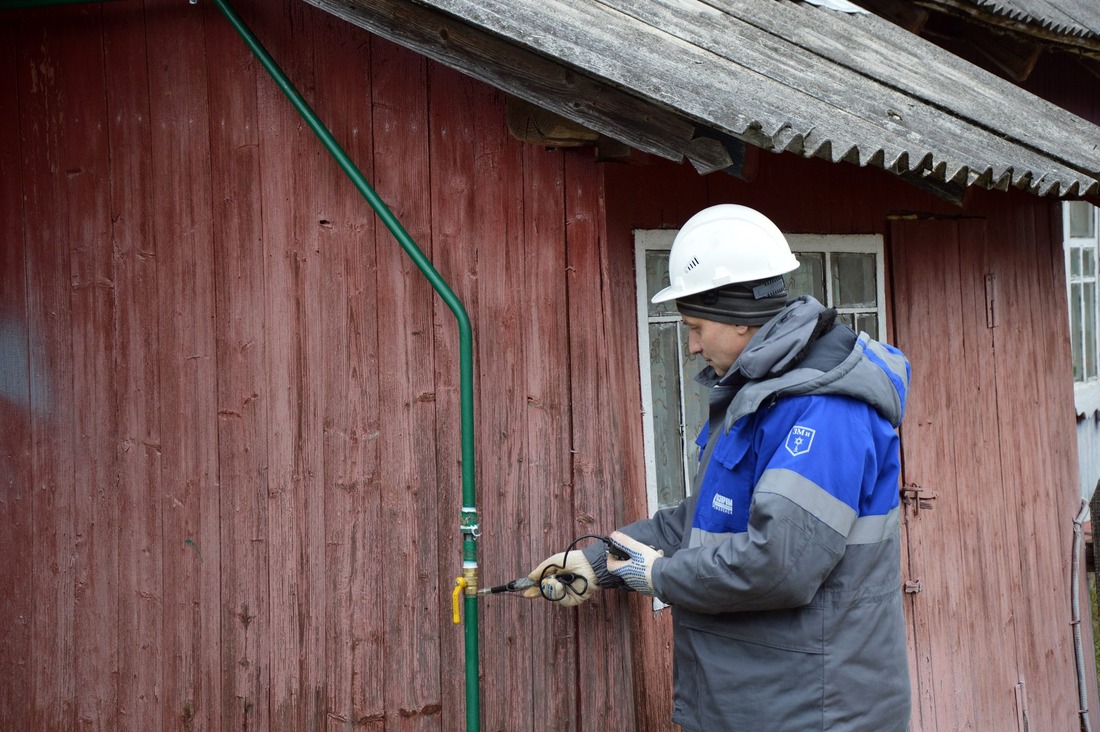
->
(452, 576, 468, 625)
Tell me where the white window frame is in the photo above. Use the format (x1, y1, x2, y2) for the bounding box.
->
(1064, 201, 1100, 417)
(634, 230, 887, 516)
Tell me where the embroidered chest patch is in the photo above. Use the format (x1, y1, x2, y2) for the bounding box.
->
(785, 425, 816, 456)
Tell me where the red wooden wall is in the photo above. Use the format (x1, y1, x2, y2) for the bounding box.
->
(0, 0, 1094, 730)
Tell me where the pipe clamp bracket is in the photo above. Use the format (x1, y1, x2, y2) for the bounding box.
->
(461, 507, 480, 537)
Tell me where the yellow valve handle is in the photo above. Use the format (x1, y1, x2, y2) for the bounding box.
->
(452, 577, 468, 624)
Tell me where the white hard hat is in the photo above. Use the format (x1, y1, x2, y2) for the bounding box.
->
(652, 204, 800, 304)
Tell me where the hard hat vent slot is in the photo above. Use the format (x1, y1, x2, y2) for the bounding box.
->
(684, 256, 700, 272)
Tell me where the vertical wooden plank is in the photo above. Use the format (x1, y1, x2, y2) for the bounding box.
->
(305, 5, 384, 728)
(565, 151, 636, 730)
(602, 163, 676, 731)
(15, 8, 84, 729)
(292, 8, 330, 724)
(987, 197, 1079, 731)
(251, 0, 328, 725)
(35, 10, 122, 728)
(204, 0, 271, 728)
(254, 2, 302, 725)
(145, 2, 221, 727)
(0, 17, 33, 727)
(102, 3, 163, 729)
(942, 218, 1022, 730)
(13, 5, 82, 726)
(891, 219, 976, 732)
(602, 150, 677, 726)
(371, 36, 442, 731)
(520, 139, 581, 732)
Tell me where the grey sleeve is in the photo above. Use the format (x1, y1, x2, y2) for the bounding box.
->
(650, 471, 848, 612)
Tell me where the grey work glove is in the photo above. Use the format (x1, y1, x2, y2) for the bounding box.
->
(605, 531, 664, 597)
(522, 550, 598, 607)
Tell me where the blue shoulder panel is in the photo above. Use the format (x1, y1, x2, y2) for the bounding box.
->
(692, 395, 900, 536)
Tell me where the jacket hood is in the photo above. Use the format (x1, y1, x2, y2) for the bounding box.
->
(711, 296, 910, 428)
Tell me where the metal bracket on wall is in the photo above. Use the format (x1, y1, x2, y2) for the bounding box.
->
(984, 273, 997, 329)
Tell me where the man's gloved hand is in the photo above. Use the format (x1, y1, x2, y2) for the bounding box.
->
(605, 531, 664, 597)
(522, 550, 598, 607)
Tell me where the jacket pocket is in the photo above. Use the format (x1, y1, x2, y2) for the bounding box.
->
(711, 423, 751, 470)
(692, 426, 756, 537)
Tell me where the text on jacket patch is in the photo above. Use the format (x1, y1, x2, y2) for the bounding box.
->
(785, 425, 816, 457)
(712, 494, 734, 515)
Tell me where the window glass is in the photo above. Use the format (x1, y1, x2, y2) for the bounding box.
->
(788, 252, 824, 301)
(679, 324, 708, 493)
(854, 312, 879, 340)
(1072, 283, 1085, 381)
(1064, 202, 1100, 388)
(1070, 201, 1096, 238)
(649, 321, 686, 508)
(1086, 281, 1097, 380)
(832, 252, 878, 308)
(646, 250, 676, 317)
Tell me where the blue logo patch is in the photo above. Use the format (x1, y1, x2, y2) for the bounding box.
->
(785, 425, 815, 457)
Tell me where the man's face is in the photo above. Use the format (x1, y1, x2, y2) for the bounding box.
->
(682, 315, 756, 377)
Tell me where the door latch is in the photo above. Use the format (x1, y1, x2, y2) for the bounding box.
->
(901, 484, 937, 515)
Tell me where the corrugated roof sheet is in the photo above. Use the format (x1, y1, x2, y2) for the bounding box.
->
(306, 0, 1100, 199)
(956, 0, 1100, 38)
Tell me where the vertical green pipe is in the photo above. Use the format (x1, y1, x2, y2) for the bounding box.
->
(208, 0, 480, 729)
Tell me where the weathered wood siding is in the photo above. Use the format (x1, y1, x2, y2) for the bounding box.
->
(0, 1, 629, 728)
(0, 1, 1094, 731)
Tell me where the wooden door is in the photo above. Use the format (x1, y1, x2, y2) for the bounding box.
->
(891, 218, 1025, 731)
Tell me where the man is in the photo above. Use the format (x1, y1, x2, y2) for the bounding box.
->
(526, 204, 912, 731)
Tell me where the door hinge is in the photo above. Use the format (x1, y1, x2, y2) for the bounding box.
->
(985, 273, 997, 329)
(901, 484, 938, 515)
(904, 579, 923, 594)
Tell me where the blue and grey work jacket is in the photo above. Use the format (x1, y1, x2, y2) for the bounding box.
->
(587, 296, 912, 732)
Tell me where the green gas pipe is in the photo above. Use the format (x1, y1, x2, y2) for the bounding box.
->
(209, 1, 481, 728)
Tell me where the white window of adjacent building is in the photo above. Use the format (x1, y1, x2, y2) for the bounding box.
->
(635, 230, 886, 513)
(1065, 200, 1100, 416)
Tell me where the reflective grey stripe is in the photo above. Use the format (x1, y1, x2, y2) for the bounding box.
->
(864, 338, 909, 382)
(688, 471, 898, 548)
(755, 468, 857, 537)
(846, 506, 900, 545)
(689, 527, 734, 548)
